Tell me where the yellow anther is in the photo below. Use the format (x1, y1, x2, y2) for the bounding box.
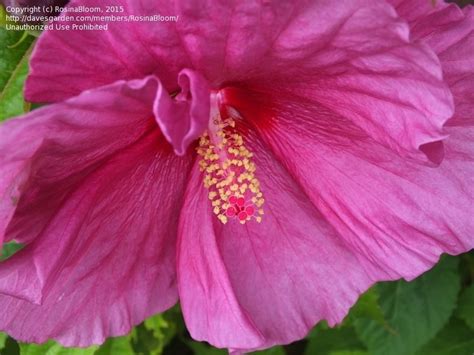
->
(196, 116, 264, 225)
(218, 215, 228, 224)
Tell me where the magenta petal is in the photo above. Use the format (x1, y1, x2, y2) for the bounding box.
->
(178, 166, 265, 349)
(173, 0, 298, 81)
(177, 136, 372, 351)
(0, 161, 30, 250)
(26, 0, 453, 164)
(0, 78, 193, 346)
(273, 3, 453, 163)
(25, 0, 300, 102)
(1, 78, 156, 250)
(1, 76, 168, 246)
(253, 109, 473, 282)
(214, 0, 455, 164)
(154, 69, 210, 155)
(395, 3, 474, 128)
(25, 0, 192, 102)
(388, 0, 448, 23)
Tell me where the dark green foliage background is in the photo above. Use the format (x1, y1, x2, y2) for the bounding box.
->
(1, 2, 474, 354)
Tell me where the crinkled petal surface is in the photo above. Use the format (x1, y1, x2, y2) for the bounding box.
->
(193, 3, 473, 348)
(262, 0, 453, 163)
(387, 0, 448, 23)
(0, 78, 193, 346)
(1, 78, 155, 249)
(26, 0, 452, 164)
(25, 0, 301, 102)
(255, 109, 473, 280)
(218, 0, 474, 277)
(390, 1, 474, 127)
(25, 0, 190, 102)
(178, 129, 372, 351)
(223, 59, 473, 284)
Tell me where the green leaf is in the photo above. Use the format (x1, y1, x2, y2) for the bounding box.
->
(0, 49, 30, 120)
(305, 323, 366, 355)
(456, 284, 474, 331)
(251, 346, 286, 355)
(355, 256, 460, 355)
(0, 332, 7, 350)
(346, 288, 385, 325)
(459, 251, 474, 283)
(184, 341, 226, 355)
(1, 241, 23, 261)
(144, 312, 182, 352)
(131, 309, 183, 355)
(1, 5, 17, 27)
(0, 26, 33, 89)
(144, 314, 174, 342)
(94, 335, 134, 355)
(20, 341, 98, 355)
(0, 26, 34, 121)
(416, 318, 474, 355)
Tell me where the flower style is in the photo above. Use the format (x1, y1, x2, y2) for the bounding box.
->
(0, 0, 473, 352)
(224, 195, 257, 223)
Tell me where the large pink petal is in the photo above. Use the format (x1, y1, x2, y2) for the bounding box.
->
(264, 0, 453, 163)
(2, 74, 204, 249)
(25, 0, 191, 102)
(196, 1, 444, 164)
(208, 3, 474, 343)
(439, 6, 474, 127)
(240, 94, 473, 282)
(177, 130, 372, 351)
(27, 0, 453, 163)
(220, 0, 454, 163)
(387, 0, 448, 23)
(0, 79, 193, 346)
(393, 3, 474, 127)
(1, 77, 158, 249)
(27, 0, 454, 162)
(25, 0, 303, 102)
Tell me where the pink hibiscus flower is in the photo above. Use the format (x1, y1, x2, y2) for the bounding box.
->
(0, 0, 473, 352)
